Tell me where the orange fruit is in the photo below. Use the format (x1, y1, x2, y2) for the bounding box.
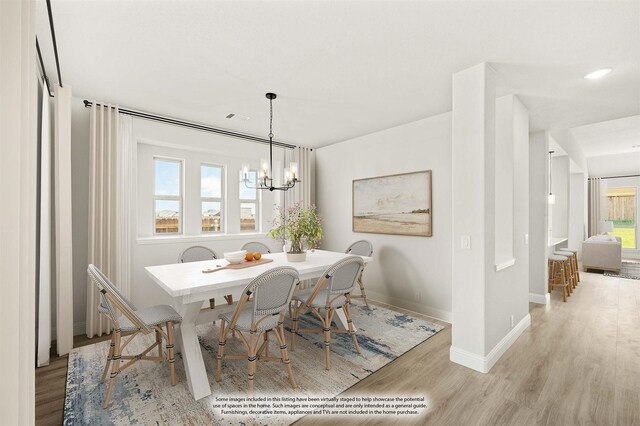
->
(245, 252, 254, 261)
(253, 252, 262, 260)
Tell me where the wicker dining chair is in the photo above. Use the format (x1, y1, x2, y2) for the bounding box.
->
(179, 246, 233, 313)
(290, 256, 365, 370)
(345, 240, 373, 309)
(241, 241, 272, 254)
(88, 264, 182, 409)
(215, 266, 299, 397)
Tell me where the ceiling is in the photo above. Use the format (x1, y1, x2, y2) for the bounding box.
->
(570, 115, 640, 158)
(36, 0, 640, 148)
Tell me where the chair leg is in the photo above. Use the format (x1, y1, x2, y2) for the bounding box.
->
(291, 303, 300, 352)
(166, 322, 177, 386)
(224, 295, 236, 338)
(263, 331, 269, 358)
(358, 276, 371, 310)
(343, 303, 360, 354)
(247, 334, 258, 398)
(562, 284, 567, 303)
(323, 309, 332, 370)
(216, 320, 227, 382)
(100, 333, 116, 384)
(275, 324, 297, 389)
(547, 260, 553, 293)
(155, 329, 163, 361)
(103, 328, 122, 409)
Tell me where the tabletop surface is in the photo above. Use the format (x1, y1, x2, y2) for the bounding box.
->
(145, 250, 373, 298)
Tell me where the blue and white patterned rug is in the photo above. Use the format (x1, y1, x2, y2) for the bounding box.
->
(63, 303, 444, 425)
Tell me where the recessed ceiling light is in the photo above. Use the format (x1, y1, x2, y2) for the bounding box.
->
(584, 68, 612, 79)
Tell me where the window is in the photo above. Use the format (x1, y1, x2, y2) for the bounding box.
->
(606, 187, 637, 249)
(239, 170, 259, 231)
(154, 158, 182, 234)
(201, 164, 224, 232)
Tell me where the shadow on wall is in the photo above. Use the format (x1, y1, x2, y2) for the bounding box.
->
(377, 245, 423, 303)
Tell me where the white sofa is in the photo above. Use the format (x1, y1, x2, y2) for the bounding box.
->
(582, 235, 622, 273)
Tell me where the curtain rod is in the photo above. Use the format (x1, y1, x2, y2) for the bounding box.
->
(46, 0, 63, 87)
(589, 174, 640, 180)
(83, 100, 297, 150)
(36, 37, 53, 98)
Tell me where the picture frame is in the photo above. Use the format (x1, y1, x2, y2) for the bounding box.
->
(352, 170, 432, 237)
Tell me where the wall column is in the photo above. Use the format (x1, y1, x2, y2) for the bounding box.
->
(450, 63, 496, 367)
(450, 63, 531, 373)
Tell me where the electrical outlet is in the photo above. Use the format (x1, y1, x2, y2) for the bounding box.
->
(524, 234, 529, 245)
(461, 235, 471, 249)
(510, 315, 515, 328)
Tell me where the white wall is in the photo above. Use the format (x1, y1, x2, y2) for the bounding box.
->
(484, 95, 530, 352)
(551, 155, 569, 238)
(569, 172, 586, 255)
(315, 111, 453, 322)
(588, 151, 640, 177)
(494, 96, 514, 266)
(528, 132, 549, 300)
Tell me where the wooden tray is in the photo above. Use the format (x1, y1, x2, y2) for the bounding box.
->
(202, 257, 273, 273)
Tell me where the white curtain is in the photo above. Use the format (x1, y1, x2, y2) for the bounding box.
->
(54, 84, 74, 356)
(588, 178, 608, 236)
(37, 84, 52, 367)
(285, 147, 314, 208)
(86, 104, 133, 337)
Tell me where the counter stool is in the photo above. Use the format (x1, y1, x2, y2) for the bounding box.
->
(553, 250, 578, 294)
(554, 251, 576, 292)
(558, 249, 579, 284)
(548, 254, 571, 302)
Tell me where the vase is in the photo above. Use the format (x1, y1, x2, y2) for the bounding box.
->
(286, 251, 307, 262)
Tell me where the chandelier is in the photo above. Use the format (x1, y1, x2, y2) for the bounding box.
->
(242, 93, 298, 192)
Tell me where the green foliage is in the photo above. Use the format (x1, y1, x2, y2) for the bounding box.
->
(611, 219, 635, 226)
(268, 203, 324, 253)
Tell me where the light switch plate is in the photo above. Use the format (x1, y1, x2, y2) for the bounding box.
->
(461, 235, 471, 249)
(524, 234, 529, 245)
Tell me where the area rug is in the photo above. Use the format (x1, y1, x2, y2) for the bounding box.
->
(63, 303, 443, 425)
(604, 261, 640, 280)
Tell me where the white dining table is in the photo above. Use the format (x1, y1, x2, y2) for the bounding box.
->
(145, 249, 373, 400)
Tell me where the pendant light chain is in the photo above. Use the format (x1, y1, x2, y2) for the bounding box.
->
(269, 96, 274, 139)
(241, 92, 299, 192)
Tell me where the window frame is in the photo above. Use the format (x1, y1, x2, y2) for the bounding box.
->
(153, 156, 184, 235)
(239, 169, 260, 233)
(200, 162, 226, 234)
(606, 185, 637, 250)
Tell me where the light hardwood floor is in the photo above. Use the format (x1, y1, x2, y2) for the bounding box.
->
(36, 270, 639, 425)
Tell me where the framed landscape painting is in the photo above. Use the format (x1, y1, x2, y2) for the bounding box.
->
(352, 170, 432, 237)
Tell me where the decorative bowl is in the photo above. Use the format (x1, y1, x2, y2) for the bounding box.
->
(224, 250, 246, 264)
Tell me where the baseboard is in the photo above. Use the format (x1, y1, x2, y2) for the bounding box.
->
(529, 292, 550, 305)
(450, 313, 531, 373)
(366, 289, 452, 323)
